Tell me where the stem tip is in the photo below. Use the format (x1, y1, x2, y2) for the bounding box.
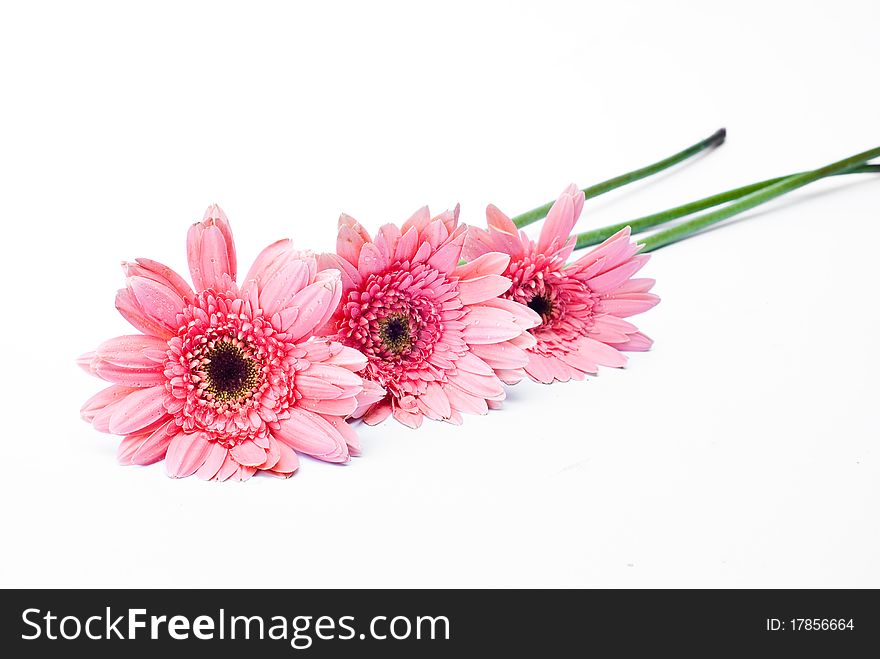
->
(710, 128, 727, 147)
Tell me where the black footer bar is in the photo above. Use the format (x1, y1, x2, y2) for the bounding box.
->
(2, 589, 877, 656)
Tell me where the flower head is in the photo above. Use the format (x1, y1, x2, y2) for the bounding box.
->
(317, 206, 540, 428)
(79, 205, 381, 480)
(464, 185, 659, 383)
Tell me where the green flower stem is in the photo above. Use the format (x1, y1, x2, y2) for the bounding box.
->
(510, 128, 727, 228)
(638, 148, 880, 253)
(573, 164, 880, 250)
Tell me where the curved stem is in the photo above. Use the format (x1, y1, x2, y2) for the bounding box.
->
(510, 128, 727, 228)
(639, 148, 880, 252)
(573, 164, 880, 250)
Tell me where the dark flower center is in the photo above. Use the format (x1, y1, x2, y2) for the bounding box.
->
(378, 313, 412, 354)
(527, 294, 554, 320)
(205, 341, 258, 402)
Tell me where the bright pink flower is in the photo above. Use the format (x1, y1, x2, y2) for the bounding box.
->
(464, 185, 659, 384)
(79, 205, 382, 480)
(317, 206, 540, 428)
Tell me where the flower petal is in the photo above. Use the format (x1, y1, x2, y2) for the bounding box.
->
(214, 455, 242, 482)
(81, 384, 140, 429)
(392, 406, 423, 428)
(470, 341, 530, 370)
(444, 384, 489, 415)
(320, 414, 362, 456)
(456, 274, 512, 305)
(611, 331, 653, 352)
(537, 184, 583, 254)
(485, 205, 524, 257)
(95, 334, 168, 366)
(316, 252, 362, 293)
(130, 419, 177, 466)
(394, 226, 420, 263)
(461, 226, 496, 262)
(357, 242, 386, 278)
(298, 396, 358, 417)
(259, 435, 282, 470)
(230, 439, 268, 467)
(426, 231, 465, 274)
(525, 353, 573, 384)
(586, 254, 650, 295)
(115, 288, 174, 339)
(375, 223, 401, 262)
(447, 369, 505, 400)
(198, 225, 233, 291)
(324, 344, 369, 371)
(301, 362, 363, 388)
(258, 257, 313, 317)
(598, 294, 660, 317)
(93, 360, 166, 387)
(108, 386, 169, 435)
(128, 276, 185, 335)
(361, 398, 392, 425)
(557, 349, 600, 376)
(116, 434, 145, 465)
(615, 277, 656, 294)
(205, 204, 237, 280)
(401, 206, 431, 234)
(123, 259, 194, 302)
(474, 297, 541, 329)
(274, 409, 350, 463)
(196, 443, 229, 480)
(486, 204, 518, 235)
(454, 252, 510, 280)
(187, 205, 237, 292)
(576, 337, 629, 368)
(165, 431, 213, 478)
(462, 306, 525, 344)
(85, 336, 167, 387)
(270, 439, 300, 475)
(242, 239, 293, 292)
(417, 384, 452, 419)
(336, 216, 370, 267)
(284, 273, 341, 341)
(353, 380, 386, 415)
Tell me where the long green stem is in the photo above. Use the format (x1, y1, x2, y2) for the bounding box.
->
(638, 148, 880, 252)
(573, 164, 880, 249)
(510, 128, 727, 228)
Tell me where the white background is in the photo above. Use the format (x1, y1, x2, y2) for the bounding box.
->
(1, 0, 877, 588)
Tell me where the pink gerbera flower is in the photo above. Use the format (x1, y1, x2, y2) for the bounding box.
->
(79, 205, 382, 480)
(317, 206, 540, 428)
(464, 184, 660, 384)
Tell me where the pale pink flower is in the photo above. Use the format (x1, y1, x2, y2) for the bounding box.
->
(464, 185, 659, 384)
(317, 206, 541, 428)
(79, 205, 382, 480)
